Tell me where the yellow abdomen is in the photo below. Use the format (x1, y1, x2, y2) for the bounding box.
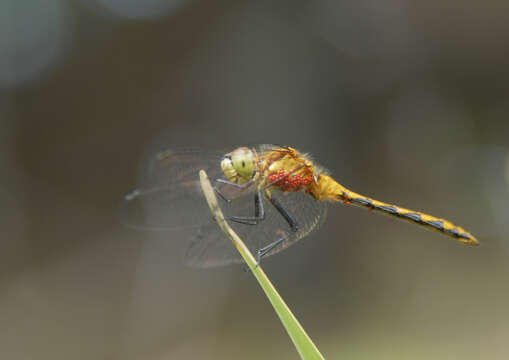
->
(310, 175, 478, 246)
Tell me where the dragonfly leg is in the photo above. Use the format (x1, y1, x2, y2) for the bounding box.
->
(255, 196, 299, 265)
(213, 185, 232, 203)
(216, 178, 254, 189)
(256, 234, 288, 265)
(228, 191, 265, 225)
(269, 195, 299, 233)
(214, 178, 254, 202)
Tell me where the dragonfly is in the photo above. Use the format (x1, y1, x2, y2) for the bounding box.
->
(122, 144, 478, 268)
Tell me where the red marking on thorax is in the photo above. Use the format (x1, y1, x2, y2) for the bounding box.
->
(268, 170, 312, 192)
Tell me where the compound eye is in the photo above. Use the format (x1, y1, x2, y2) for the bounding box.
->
(230, 147, 255, 179)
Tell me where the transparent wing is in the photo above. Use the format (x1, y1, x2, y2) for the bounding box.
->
(185, 189, 328, 267)
(121, 145, 328, 268)
(120, 149, 254, 231)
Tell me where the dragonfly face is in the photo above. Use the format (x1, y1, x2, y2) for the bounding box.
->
(220, 147, 257, 185)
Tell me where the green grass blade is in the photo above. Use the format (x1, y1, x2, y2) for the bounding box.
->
(199, 170, 325, 360)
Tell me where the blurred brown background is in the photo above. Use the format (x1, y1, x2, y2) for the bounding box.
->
(2, 0, 509, 359)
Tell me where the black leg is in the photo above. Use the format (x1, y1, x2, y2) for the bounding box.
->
(228, 191, 265, 225)
(255, 195, 299, 264)
(216, 178, 254, 189)
(269, 196, 299, 232)
(256, 235, 288, 264)
(214, 178, 254, 203)
(213, 185, 232, 203)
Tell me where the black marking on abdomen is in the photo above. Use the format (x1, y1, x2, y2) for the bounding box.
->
(446, 228, 460, 237)
(400, 213, 423, 223)
(346, 194, 474, 240)
(351, 197, 373, 207)
(445, 228, 470, 240)
(376, 205, 398, 214)
(458, 232, 471, 240)
(425, 220, 444, 231)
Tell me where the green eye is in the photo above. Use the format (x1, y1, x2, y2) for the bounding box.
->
(231, 147, 255, 179)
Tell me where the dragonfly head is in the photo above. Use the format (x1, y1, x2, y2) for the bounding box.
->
(221, 147, 256, 184)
